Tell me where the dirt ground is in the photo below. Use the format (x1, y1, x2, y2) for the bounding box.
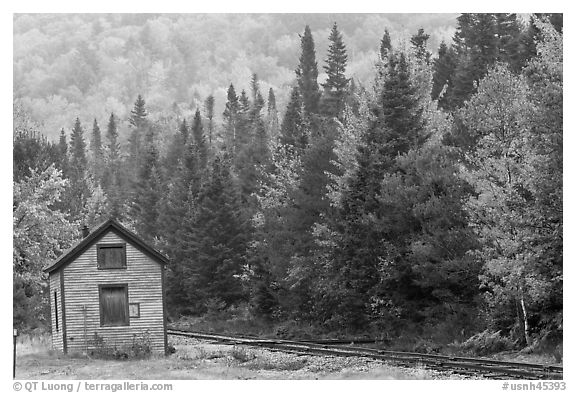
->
(15, 335, 472, 380)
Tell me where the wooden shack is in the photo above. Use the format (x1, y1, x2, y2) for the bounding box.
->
(43, 219, 168, 355)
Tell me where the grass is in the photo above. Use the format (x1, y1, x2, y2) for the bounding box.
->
(15, 335, 450, 380)
(16, 333, 53, 356)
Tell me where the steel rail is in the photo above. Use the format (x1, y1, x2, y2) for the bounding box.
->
(167, 329, 563, 380)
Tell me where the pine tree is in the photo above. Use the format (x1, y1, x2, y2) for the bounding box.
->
(132, 125, 161, 242)
(266, 88, 280, 139)
(106, 113, 120, 162)
(70, 117, 87, 178)
(191, 109, 208, 169)
(431, 41, 457, 107)
(90, 118, 103, 182)
(380, 52, 426, 155)
(295, 25, 321, 114)
(177, 156, 250, 308)
(495, 13, 523, 71)
(223, 84, 240, 151)
(128, 94, 149, 174)
(280, 86, 307, 150)
(164, 119, 188, 175)
(322, 49, 426, 329)
(410, 28, 432, 64)
(57, 128, 69, 176)
(239, 89, 250, 113)
(236, 89, 252, 149)
(130, 94, 148, 128)
(321, 22, 349, 118)
(204, 95, 215, 149)
(67, 117, 89, 219)
(380, 28, 392, 59)
(102, 112, 123, 219)
(249, 74, 269, 166)
(447, 14, 500, 109)
(250, 74, 265, 115)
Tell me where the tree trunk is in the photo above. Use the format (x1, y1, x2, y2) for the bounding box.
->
(520, 294, 531, 346)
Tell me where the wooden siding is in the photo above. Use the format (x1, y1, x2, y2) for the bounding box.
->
(62, 230, 165, 354)
(49, 272, 64, 352)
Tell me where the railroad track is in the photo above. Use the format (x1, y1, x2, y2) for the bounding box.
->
(167, 329, 563, 380)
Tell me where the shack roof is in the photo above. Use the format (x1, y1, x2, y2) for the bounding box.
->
(43, 218, 168, 274)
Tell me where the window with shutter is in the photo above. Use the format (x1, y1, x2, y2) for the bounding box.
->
(99, 284, 129, 326)
(97, 244, 126, 269)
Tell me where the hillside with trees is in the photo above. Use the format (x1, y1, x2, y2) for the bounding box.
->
(14, 13, 562, 358)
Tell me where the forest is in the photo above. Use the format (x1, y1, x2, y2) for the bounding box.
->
(14, 13, 562, 355)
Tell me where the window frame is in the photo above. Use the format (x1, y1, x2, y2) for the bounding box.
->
(54, 291, 59, 332)
(98, 283, 130, 327)
(129, 303, 141, 318)
(96, 243, 127, 270)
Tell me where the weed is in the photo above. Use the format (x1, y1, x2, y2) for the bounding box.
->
(194, 347, 226, 360)
(246, 357, 307, 371)
(230, 346, 256, 363)
(16, 333, 52, 355)
(87, 331, 153, 360)
(128, 331, 152, 359)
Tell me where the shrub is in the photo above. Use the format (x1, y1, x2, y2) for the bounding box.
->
(87, 331, 153, 360)
(455, 330, 518, 356)
(127, 331, 152, 359)
(230, 346, 255, 363)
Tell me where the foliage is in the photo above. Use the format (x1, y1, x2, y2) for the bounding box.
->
(296, 25, 321, 115)
(13, 15, 562, 352)
(13, 165, 78, 330)
(455, 330, 518, 356)
(321, 23, 349, 118)
(453, 25, 562, 343)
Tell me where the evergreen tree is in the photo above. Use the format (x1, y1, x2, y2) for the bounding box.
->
(495, 13, 523, 71)
(67, 117, 89, 219)
(380, 52, 426, 154)
(236, 89, 252, 149)
(380, 28, 392, 59)
(239, 89, 250, 113)
(248, 74, 269, 166)
(164, 119, 189, 175)
(90, 118, 104, 182)
(57, 128, 69, 176)
(447, 14, 500, 109)
(177, 156, 250, 308)
(102, 112, 123, 219)
(295, 25, 321, 114)
(280, 86, 307, 150)
(410, 28, 432, 64)
(132, 125, 161, 242)
(106, 113, 120, 162)
(204, 94, 215, 149)
(250, 74, 265, 114)
(127, 94, 149, 175)
(130, 94, 148, 128)
(321, 22, 349, 118)
(431, 41, 457, 107)
(266, 88, 280, 139)
(223, 84, 240, 151)
(70, 117, 87, 175)
(322, 49, 426, 329)
(191, 109, 208, 169)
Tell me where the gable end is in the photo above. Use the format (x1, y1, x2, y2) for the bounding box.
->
(44, 219, 168, 274)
